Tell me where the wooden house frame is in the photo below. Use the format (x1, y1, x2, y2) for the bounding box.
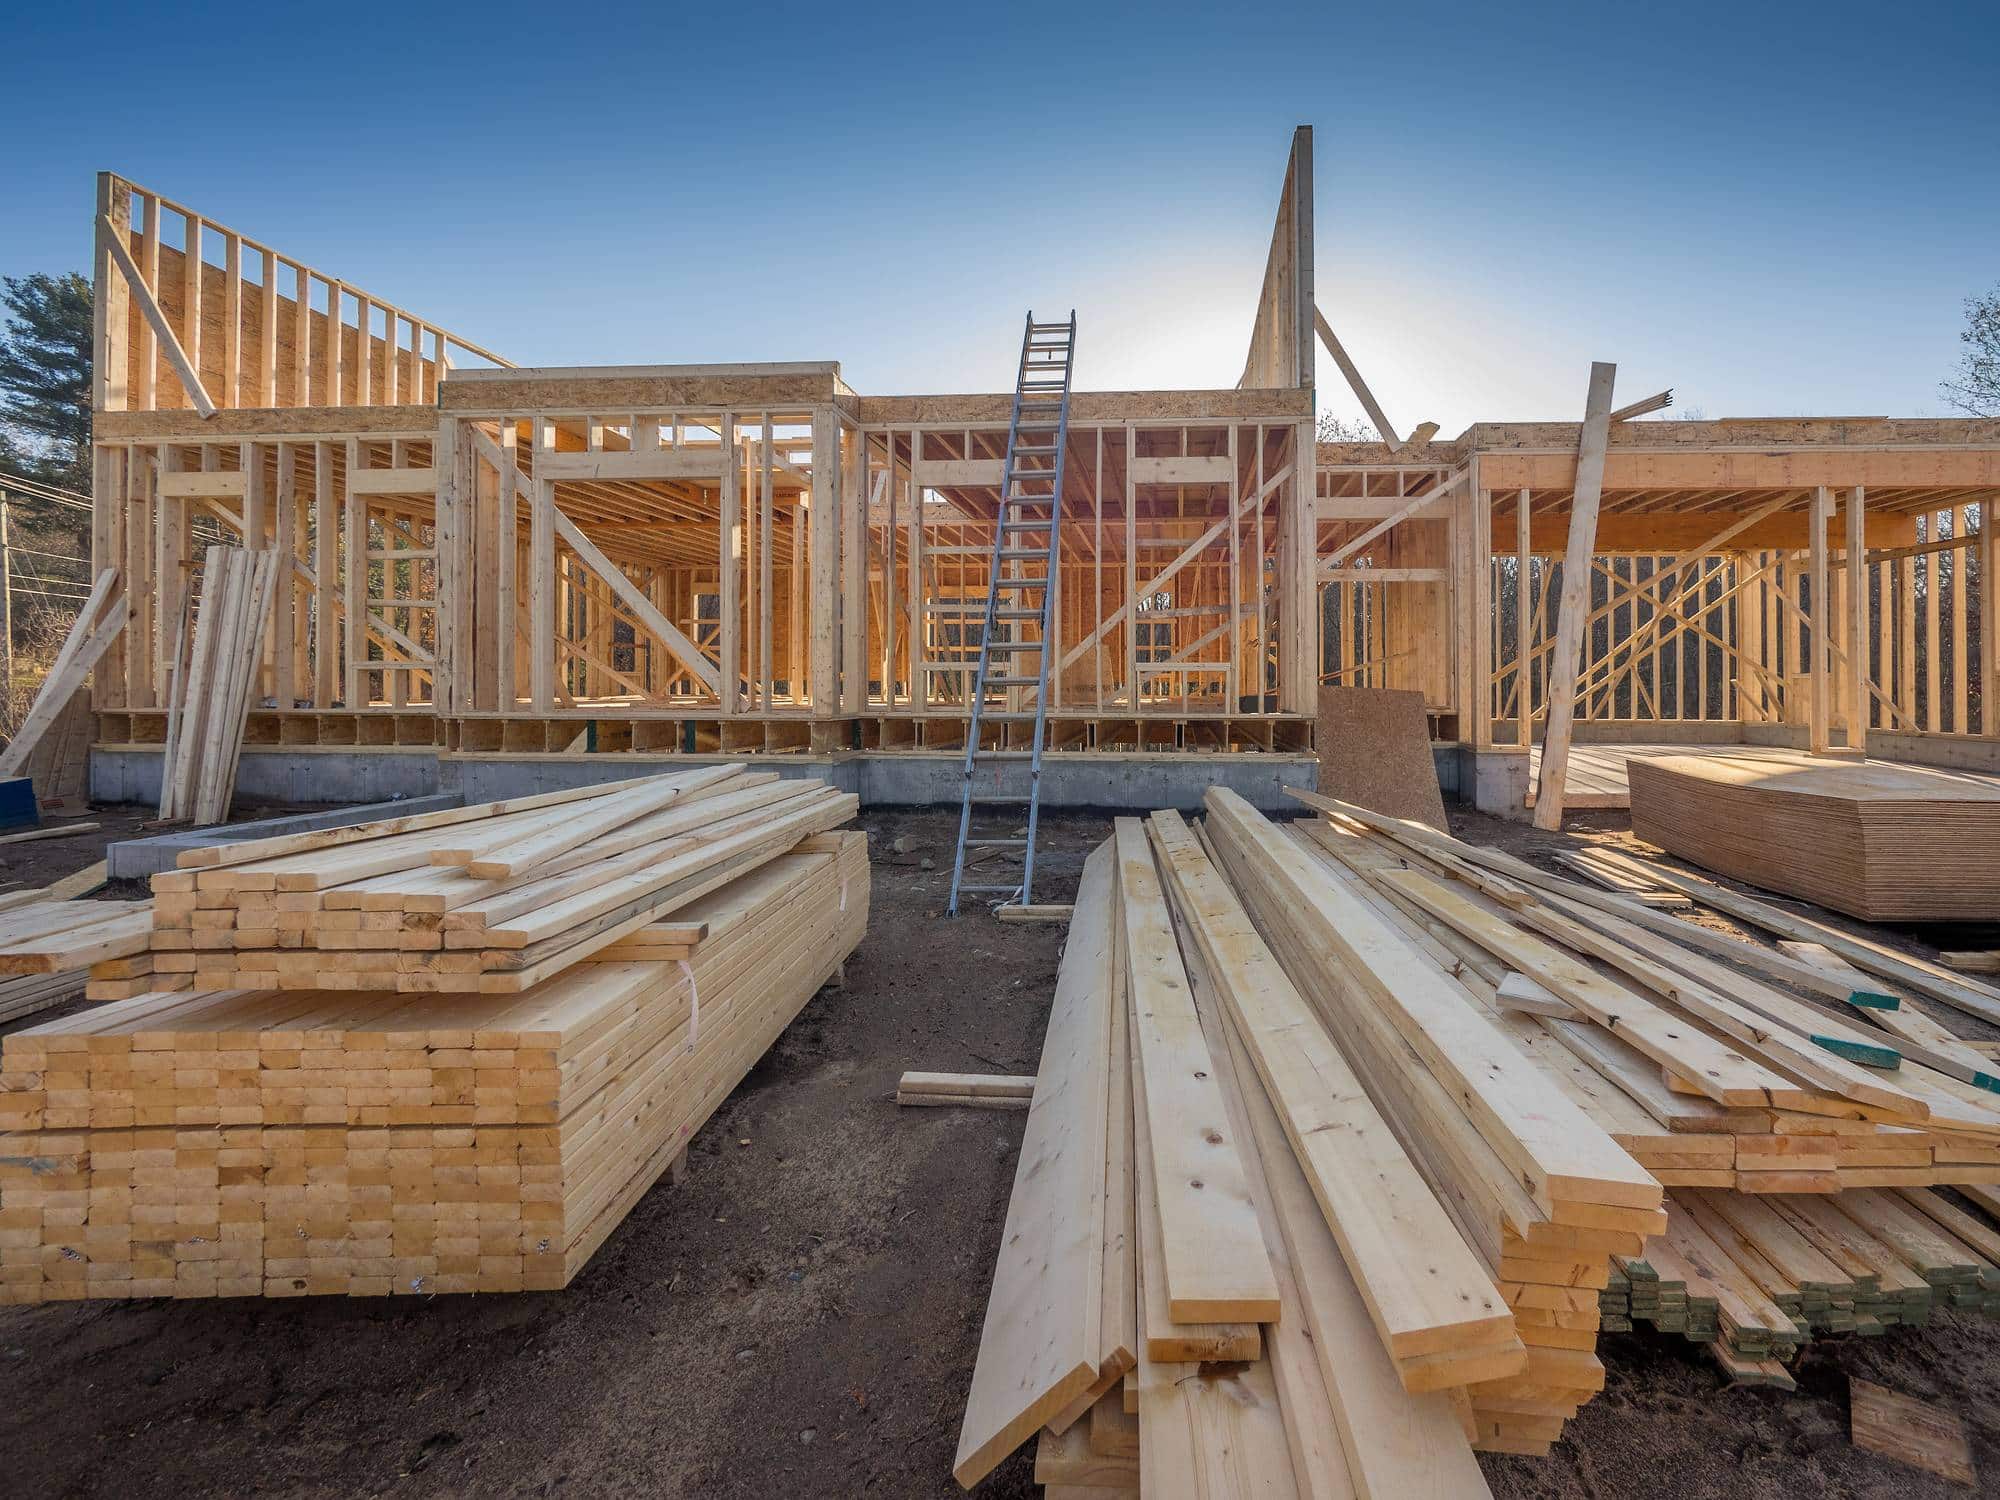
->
(84, 128, 1999, 808)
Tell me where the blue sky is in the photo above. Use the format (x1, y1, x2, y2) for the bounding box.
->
(3, 0, 1996, 434)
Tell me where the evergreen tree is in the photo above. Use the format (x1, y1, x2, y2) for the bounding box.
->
(0, 272, 93, 496)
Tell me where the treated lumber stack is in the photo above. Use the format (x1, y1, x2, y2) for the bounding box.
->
(1627, 750, 2000, 922)
(102, 768, 855, 996)
(158, 546, 283, 826)
(0, 772, 868, 1304)
(1607, 1187, 2000, 1368)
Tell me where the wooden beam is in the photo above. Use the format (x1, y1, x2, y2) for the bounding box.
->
(551, 504, 721, 694)
(97, 214, 215, 419)
(1318, 469, 1469, 573)
(1531, 361, 1616, 830)
(1809, 485, 1833, 754)
(1312, 305, 1438, 454)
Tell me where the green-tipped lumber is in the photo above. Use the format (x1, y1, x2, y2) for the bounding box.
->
(1809, 1034, 1901, 1070)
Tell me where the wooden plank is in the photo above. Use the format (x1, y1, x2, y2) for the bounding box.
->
(1531, 361, 1617, 829)
(97, 213, 216, 419)
(551, 503, 719, 694)
(1129, 456, 1234, 486)
(0, 572, 126, 780)
(952, 842, 1115, 1488)
(1208, 787, 1660, 1216)
(1849, 1378, 1975, 1485)
(447, 765, 741, 878)
(1113, 818, 1280, 1324)
(1149, 811, 1515, 1369)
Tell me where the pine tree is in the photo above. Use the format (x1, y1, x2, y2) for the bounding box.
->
(0, 272, 93, 496)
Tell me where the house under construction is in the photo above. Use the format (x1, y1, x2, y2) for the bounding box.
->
(80, 128, 1999, 815)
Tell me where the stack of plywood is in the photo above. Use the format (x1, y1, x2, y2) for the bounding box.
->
(1627, 750, 2000, 921)
(93, 767, 854, 997)
(0, 775, 867, 1304)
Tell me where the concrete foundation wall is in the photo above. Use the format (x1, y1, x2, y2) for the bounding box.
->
(92, 747, 1325, 816)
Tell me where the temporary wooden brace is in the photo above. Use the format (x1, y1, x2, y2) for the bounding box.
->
(1531, 362, 1616, 829)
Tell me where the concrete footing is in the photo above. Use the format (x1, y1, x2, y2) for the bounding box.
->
(1458, 746, 1532, 821)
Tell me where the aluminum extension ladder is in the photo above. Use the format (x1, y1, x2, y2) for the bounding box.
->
(947, 311, 1076, 916)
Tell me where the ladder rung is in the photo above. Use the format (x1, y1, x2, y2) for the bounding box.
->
(995, 548, 1046, 561)
(985, 676, 1042, 688)
(995, 577, 1047, 590)
(971, 749, 1036, 760)
(963, 838, 1027, 848)
(994, 608, 1043, 620)
(958, 882, 1027, 894)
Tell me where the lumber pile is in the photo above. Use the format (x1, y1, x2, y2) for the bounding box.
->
(96, 767, 855, 997)
(0, 888, 131, 1026)
(1284, 786, 2000, 1192)
(960, 786, 2000, 1493)
(0, 773, 868, 1303)
(1605, 1187, 2000, 1371)
(158, 545, 283, 825)
(1628, 750, 2000, 922)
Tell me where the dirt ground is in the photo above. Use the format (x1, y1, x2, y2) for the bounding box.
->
(1, 804, 1997, 1498)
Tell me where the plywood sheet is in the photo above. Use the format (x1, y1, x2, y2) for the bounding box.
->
(1315, 687, 1446, 833)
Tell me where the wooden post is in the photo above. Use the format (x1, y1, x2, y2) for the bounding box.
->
(1514, 488, 1531, 748)
(1983, 501, 1998, 737)
(718, 413, 739, 714)
(93, 175, 131, 414)
(0, 495, 12, 720)
(1808, 484, 1832, 754)
(1466, 466, 1492, 747)
(809, 408, 839, 711)
(1530, 361, 1617, 830)
(1845, 486, 1866, 752)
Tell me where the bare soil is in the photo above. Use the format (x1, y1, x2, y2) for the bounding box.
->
(1, 805, 1996, 1498)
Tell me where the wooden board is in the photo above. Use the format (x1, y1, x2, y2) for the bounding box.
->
(952, 842, 1116, 1488)
(1112, 818, 1279, 1324)
(1315, 687, 1447, 833)
(1849, 1378, 1976, 1485)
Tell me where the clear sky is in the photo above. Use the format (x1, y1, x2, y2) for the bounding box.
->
(3, 0, 1995, 435)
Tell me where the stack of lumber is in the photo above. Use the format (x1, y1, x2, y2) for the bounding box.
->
(1284, 786, 2000, 1193)
(95, 767, 855, 997)
(1604, 1187, 2000, 1376)
(0, 775, 867, 1304)
(960, 786, 2000, 1494)
(1627, 750, 2000, 922)
(955, 812, 1604, 1498)
(0, 888, 135, 1026)
(158, 545, 283, 826)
